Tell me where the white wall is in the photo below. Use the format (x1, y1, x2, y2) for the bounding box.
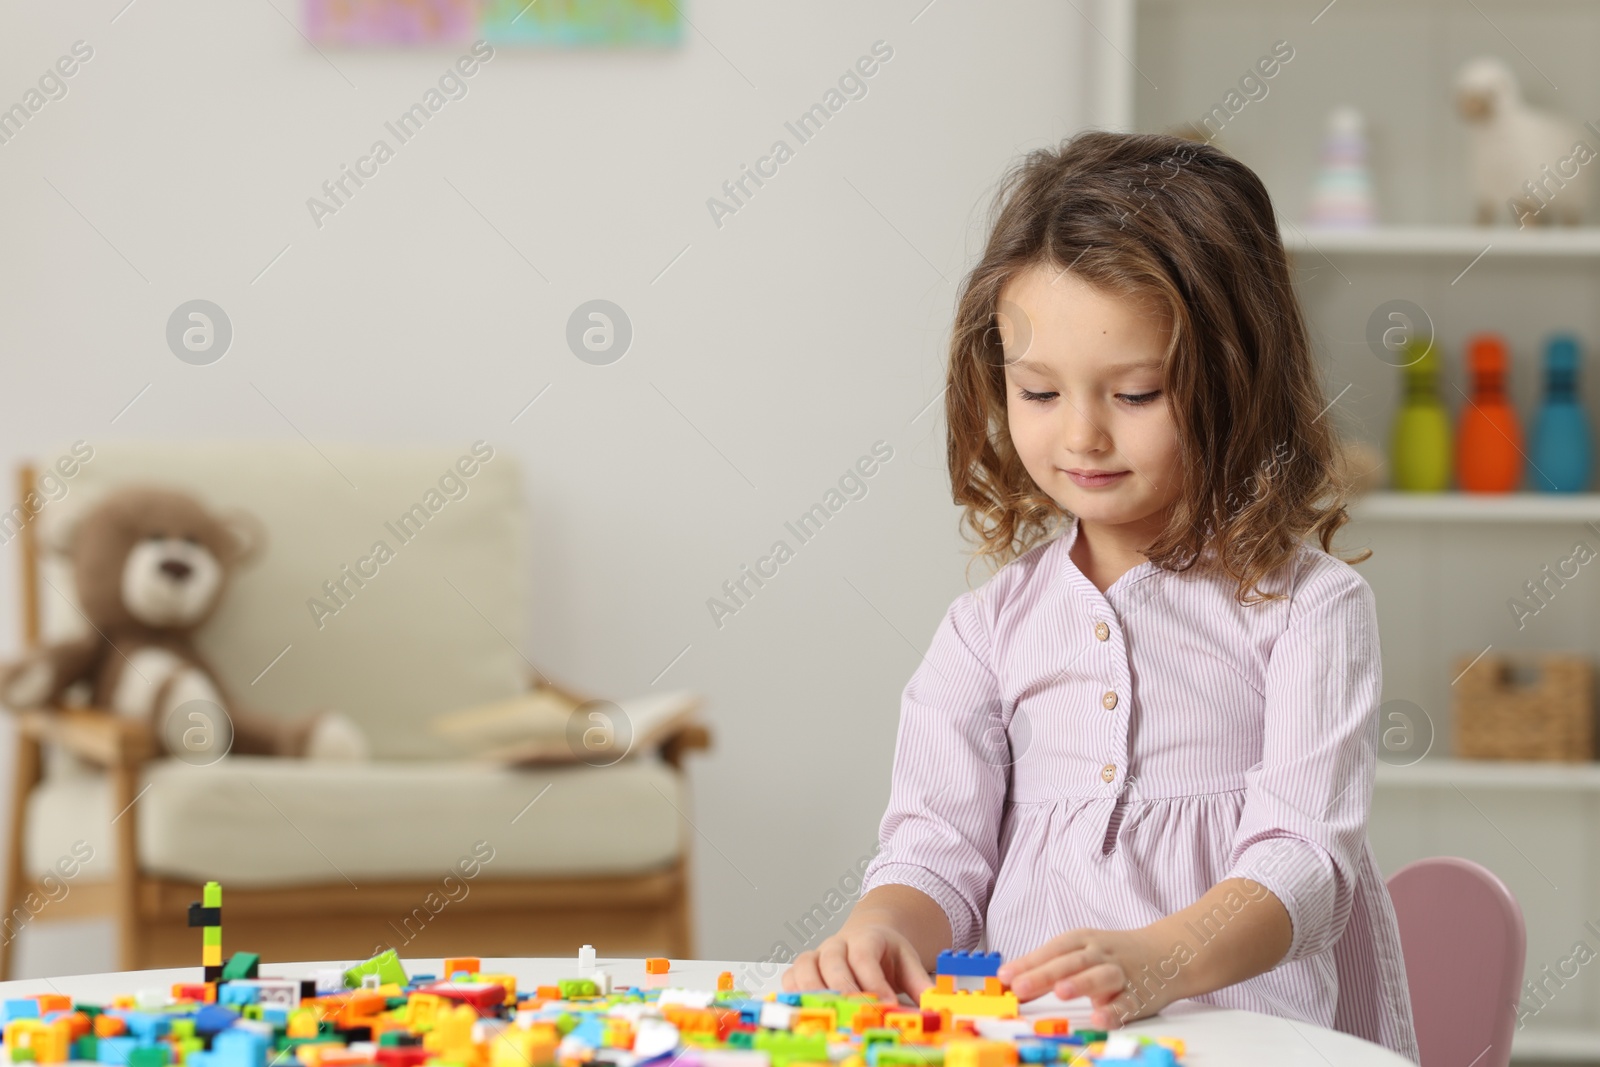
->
(0, 0, 1085, 974)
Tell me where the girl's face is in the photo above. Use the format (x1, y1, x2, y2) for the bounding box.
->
(996, 264, 1183, 535)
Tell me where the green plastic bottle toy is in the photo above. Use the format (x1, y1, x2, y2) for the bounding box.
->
(1389, 337, 1452, 491)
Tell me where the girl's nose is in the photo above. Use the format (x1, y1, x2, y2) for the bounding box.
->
(1059, 396, 1110, 451)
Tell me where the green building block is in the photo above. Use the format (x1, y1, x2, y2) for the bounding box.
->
(12, 1047, 35, 1062)
(70, 1036, 97, 1061)
(203, 882, 221, 908)
(170, 1020, 195, 1041)
(752, 1031, 828, 1067)
(203, 927, 222, 947)
(222, 952, 260, 980)
(128, 1046, 171, 1067)
(1073, 1030, 1108, 1043)
(862, 1028, 900, 1048)
(557, 979, 598, 999)
(875, 1048, 945, 1067)
(342, 949, 408, 989)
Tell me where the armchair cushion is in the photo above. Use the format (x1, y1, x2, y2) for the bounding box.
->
(25, 755, 685, 886)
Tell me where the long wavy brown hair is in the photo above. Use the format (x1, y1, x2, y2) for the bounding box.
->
(947, 129, 1369, 605)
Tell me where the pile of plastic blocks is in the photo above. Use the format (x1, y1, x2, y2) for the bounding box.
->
(0, 950, 1186, 1067)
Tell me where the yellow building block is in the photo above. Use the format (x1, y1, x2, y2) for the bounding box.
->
(423, 1004, 481, 1066)
(792, 1008, 837, 1034)
(917, 990, 1019, 1020)
(490, 1027, 556, 1067)
(406, 993, 444, 1031)
(202, 944, 222, 966)
(287, 1009, 320, 1039)
(4, 1019, 71, 1064)
(476, 974, 519, 1004)
(945, 1040, 1019, 1067)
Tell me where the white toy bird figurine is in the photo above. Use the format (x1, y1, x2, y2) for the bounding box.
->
(1455, 55, 1592, 227)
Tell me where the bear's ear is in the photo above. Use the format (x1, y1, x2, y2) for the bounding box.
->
(37, 500, 87, 559)
(216, 508, 268, 568)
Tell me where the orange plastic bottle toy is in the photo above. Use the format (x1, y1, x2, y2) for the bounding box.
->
(1456, 332, 1523, 492)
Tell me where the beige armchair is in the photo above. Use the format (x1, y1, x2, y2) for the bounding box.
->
(0, 442, 709, 977)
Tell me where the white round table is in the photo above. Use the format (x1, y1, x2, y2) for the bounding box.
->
(0, 957, 1412, 1067)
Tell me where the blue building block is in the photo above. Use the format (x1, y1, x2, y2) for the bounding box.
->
(1017, 1041, 1058, 1064)
(96, 1036, 138, 1066)
(934, 950, 1003, 978)
(774, 992, 803, 1006)
(1140, 1047, 1177, 1067)
(2, 999, 40, 1024)
(219, 985, 260, 1007)
(192, 1005, 239, 1037)
(117, 1012, 172, 1042)
(566, 1017, 608, 1048)
(211, 1028, 270, 1067)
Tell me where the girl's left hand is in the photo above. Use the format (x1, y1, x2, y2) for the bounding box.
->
(995, 926, 1174, 1029)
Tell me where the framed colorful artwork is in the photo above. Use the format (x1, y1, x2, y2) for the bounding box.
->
(304, 0, 682, 46)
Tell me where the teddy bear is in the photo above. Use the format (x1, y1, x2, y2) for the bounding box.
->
(0, 485, 368, 762)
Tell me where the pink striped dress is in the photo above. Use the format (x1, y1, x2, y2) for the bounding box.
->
(861, 514, 1420, 1062)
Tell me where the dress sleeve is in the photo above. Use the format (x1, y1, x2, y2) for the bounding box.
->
(1223, 560, 1382, 964)
(860, 590, 1008, 951)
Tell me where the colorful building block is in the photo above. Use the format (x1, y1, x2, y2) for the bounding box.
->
(935, 952, 1003, 978)
(4, 882, 1190, 1067)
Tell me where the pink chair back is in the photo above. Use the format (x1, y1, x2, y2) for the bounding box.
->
(1387, 857, 1526, 1067)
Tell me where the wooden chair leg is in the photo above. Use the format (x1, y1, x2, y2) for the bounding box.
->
(109, 762, 141, 971)
(672, 777, 697, 958)
(1, 727, 42, 980)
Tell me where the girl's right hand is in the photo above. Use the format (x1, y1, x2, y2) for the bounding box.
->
(779, 922, 935, 1001)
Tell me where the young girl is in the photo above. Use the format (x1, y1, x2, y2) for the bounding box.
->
(779, 131, 1420, 1063)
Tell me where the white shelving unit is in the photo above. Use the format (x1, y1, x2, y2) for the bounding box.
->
(1093, 0, 1600, 1059)
(1352, 491, 1600, 523)
(1286, 226, 1600, 258)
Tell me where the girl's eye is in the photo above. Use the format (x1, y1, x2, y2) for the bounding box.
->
(1015, 388, 1162, 405)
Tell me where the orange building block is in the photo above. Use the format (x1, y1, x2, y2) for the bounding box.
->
(945, 1040, 1020, 1067)
(850, 1004, 886, 1033)
(92, 1016, 127, 1038)
(663, 1008, 720, 1036)
(717, 971, 734, 992)
(1033, 1019, 1073, 1036)
(644, 958, 670, 974)
(444, 957, 481, 977)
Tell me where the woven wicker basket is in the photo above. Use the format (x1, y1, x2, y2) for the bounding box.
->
(1452, 652, 1595, 761)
